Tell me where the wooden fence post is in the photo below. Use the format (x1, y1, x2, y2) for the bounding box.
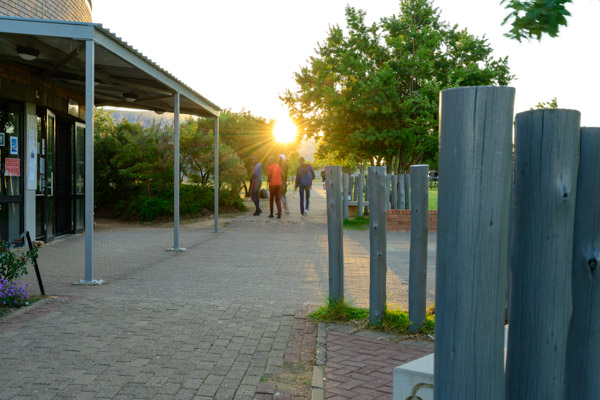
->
(398, 174, 405, 209)
(368, 166, 387, 324)
(343, 173, 349, 220)
(353, 176, 359, 202)
(325, 165, 344, 302)
(506, 109, 581, 400)
(435, 86, 515, 400)
(565, 127, 600, 399)
(364, 173, 369, 215)
(357, 174, 364, 217)
(391, 175, 398, 210)
(409, 165, 429, 332)
(404, 174, 410, 209)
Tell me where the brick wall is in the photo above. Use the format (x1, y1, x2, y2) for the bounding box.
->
(0, 0, 91, 23)
(386, 209, 438, 232)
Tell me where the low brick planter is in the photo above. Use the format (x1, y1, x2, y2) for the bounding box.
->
(386, 209, 438, 232)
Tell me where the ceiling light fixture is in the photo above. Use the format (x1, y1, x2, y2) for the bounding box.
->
(123, 93, 137, 102)
(155, 109, 165, 115)
(16, 46, 40, 61)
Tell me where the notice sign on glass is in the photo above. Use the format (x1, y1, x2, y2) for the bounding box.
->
(5, 158, 20, 176)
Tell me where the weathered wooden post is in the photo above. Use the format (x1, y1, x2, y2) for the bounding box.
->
(364, 173, 369, 215)
(565, 127, 600, 399)
(325, 166, 344, 302)
(357, 174, 364, 217)
(398, 174, 405, 209)
(404, 174, 410, 209)
(343, 173, 349, 220)
(348, 175, 354, 204)
(409, 164, 429, 332)
(391, 175, 398, 210)
(435, 86, 515, 400)
(506, 109, 581, 400)
(353, 176, 359, 202)
(368, 166, 387, 324)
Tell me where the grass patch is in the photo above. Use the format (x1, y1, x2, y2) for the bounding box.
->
(309, 297, 435, 336)
(343, 216, 370, 231)
(428, 188, 438, 210)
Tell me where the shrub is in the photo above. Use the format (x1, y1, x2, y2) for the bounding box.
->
(0, 277, 30, 308)
(0, 239, 38, 282)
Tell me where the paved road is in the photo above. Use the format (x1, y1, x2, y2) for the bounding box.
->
(1, 185, 436, 399)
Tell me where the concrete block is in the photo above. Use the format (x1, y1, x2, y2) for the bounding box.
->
(393, 354, 434, 400)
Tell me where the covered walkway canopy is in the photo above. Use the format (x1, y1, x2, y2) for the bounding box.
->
(0, 16, 222, 283)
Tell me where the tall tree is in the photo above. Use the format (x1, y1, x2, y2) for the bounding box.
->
(282, 0, 512, 173)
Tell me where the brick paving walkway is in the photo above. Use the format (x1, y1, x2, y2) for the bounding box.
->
(324, 325, 433, 399)
(1, 186, 436, 399)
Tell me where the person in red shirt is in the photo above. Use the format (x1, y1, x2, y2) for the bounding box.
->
(266, 156, 283, 219)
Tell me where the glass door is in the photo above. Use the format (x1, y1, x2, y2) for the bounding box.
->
(45, 110, 55, 242)
(73, 122, 85, 232)
(35, 115, 44, 239)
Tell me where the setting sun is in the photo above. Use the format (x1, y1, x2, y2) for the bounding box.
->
(273, 117, 297, 143)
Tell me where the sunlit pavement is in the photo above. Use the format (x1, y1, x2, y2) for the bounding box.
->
(1, 184, 434, 399)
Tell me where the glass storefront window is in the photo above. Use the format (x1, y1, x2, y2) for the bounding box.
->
(0, 102, 21, 197)
(0, 202, 21, 241)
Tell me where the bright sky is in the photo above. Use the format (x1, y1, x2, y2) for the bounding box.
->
(93, 0, 600, 128)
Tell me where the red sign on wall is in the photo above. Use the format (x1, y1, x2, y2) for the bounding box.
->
(5, 158, 20, 176)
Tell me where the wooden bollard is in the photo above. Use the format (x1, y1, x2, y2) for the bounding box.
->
(391, 175, 398, 210)
(506, 109, 581, 400)
(325, 166, 344, 302)
(368, 166, 387, 324)
(409, 165, 429, 332)
(398, 174, 405, 209)
(357, 174, 364, 217)
(404, 174, 410, 209)
(343, 173, 349, 220)
(435, 86, 515, 400)
(565, 127, 600, 399)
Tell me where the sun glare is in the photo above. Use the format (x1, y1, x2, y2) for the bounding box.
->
(273, 117, 297, 143)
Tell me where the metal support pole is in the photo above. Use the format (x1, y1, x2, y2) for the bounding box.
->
(168, 93, 185, 251)
(368, 166, 387, 324)
(74, 40, 103, 286)
(214, 117, 219, 233)
(325, 165, 344, 302)
(507, 109, 581, 399)
(435, 86, 515, 399)
(408, 165, 429, 332)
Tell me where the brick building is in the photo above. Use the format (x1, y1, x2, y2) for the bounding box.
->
(0, 0, 92, 22)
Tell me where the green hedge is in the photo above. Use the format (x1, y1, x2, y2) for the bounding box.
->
(107, 185, 246, 221)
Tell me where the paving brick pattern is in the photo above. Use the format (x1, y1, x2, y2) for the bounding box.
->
(1, 186, 437, 399)
(325, 326, 434, 399)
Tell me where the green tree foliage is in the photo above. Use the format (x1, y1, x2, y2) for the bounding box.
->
(94, 109, 246, 220)
(282, 1, 513, 173)
(502, 0, 572, 41)
(532, 97, 559, 109)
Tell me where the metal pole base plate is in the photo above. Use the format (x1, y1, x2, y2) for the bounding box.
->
(167, 247, 186, 252)
(72, 279, 105, 286)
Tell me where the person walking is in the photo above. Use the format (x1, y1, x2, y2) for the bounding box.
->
(279, 154, 290, 214)
(250, 156, 262, 216)
(266, 156, 283, 219)
(295, 157, 315, 218)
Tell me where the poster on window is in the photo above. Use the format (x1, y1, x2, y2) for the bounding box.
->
(5, 158, 20, 176)
(10, 136, 18, 155)
(27, 115, 37, 190)
(0, 132, 5, 146)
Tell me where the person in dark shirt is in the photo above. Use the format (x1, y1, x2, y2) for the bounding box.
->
(249, 156, 262, 216)
(295, 157, 315, 218)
